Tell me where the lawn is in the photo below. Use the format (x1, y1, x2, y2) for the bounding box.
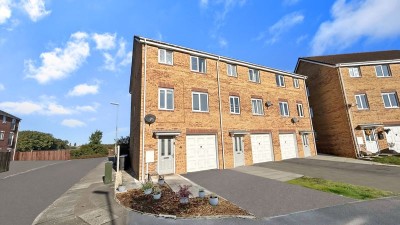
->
(371, 156, 400, 165)
(287, 177, 395, 200)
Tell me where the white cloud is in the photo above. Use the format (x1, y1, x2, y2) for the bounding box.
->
(0, 83, 4, 91)
(119, 51, 132, 66)
(218, 37, 228, 48)
(101, 38, 132, 71)
(283, 0, 300, 6)
(61, 119, 86, 128)
(256, 12, 304, 44)
(0, 101, 43, 115)
(200, 0, 208, 8)
(0, 0, 11, 24)
(92, 33, 116, 50)
(21, 0, 51, 22)
(47, 103, 74, 115)
(76, 103, 99, 112)
(67, 82, 99, 97)
(25, 32, 90, 84)
(102, 52, 116, 71)
(296, 34, 308, 44)
(311, 0, 400, 55)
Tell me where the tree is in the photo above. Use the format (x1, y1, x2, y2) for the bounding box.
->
(89, 130, 103, 145)
(17, 131, 69, 152)
(70, 130, 108, 159)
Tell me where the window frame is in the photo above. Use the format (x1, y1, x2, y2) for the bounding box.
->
(158, 88, 174, 111)
(190, 56, 206, 73)
(251, 98, 264, 115)
(355, 94, 369, 110)
(158, 49, 173, 65)
(0, 131, 4, 141)
(381, 92, 399, 108)
(8, 132, 14, 146)
(293, 78, 300, 88)
(11, 119, 16, 130)
(297, 103, 304, 117)
(279, 101, 290, 117)
(192, 92, 209, 112)
(229, 96, 240, 114)
(276, 74, 285, 87)
(348, 67, 361, 77)
(2, 115, 5, 124)
(227, 64, 237, 77)
(248, 69, 260, 83)
(375, 65, 391, 77)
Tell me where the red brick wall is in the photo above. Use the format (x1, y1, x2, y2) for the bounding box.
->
(0, 115, 20, 152)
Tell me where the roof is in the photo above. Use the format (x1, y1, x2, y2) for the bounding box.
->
(0, 110, 21, 121)
(133, 35, 306, 79)
(300, 50, 400, 66)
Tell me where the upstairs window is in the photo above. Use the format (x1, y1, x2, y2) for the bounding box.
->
(375, 65, 391, 77)
(279, 101, 289, 117)
(293, 78, 299, 88)
(297, 103, 304, 117)
(355, 94, 369, 110)
(158, 88, 174, 110)
(349, 67, 361, 77)
(248, 69, 260, 83)
(11, 119, 16, 130)
(382, 92, 399, 108)
(192, 92, 209, 112)
(190, 56, 206, 73)
(276, 74, 285, 87)
(8, 132, 14, 146)
(251, 99, 264, 115)
(0, 131, 4, 141)
(227, 64, 237, 77)
(2, 115, 5, 124)
(229, 96, 240, 114)
(158, 49, 173, 65)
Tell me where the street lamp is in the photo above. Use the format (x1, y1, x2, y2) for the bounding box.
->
(110, 102, 119, 171)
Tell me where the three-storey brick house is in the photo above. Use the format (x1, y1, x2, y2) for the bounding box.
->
(0, 110, 21, 155)
(295, 50, 400, 157)
(130, 36, 316, 180)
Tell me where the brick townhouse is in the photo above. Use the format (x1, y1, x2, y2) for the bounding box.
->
(129, 36, 316, 180)
(0, 110, 21, 154)
(295, 50, 400, 158)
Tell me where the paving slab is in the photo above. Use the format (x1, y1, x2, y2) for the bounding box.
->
(233, 165, 303, 181)
(183, 169, 353, 218)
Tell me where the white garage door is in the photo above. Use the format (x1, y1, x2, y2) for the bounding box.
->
(186, 135, 218, 173)
(279, 133, 298, 160)
(385, 126, 400, 152)
(251, 134, 273, 163)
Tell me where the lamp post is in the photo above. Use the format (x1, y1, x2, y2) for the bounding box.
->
(110, 102, 119, 171)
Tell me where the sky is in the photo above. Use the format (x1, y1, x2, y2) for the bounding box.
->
(1, 0, 400, 145)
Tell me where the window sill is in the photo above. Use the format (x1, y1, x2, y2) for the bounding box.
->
(376, 76, 392, 78)
(248, 80, 261, 84)
(230, 113, 241, 115)
(252, 114, 265, 116)
(384, 107, 400, 109)
(158, 62, 174, 66)
(277, 85, 286, 88)
(192, 111, 210, 114)
(158, 109, 174, 112)
(191, 70, 207, 75)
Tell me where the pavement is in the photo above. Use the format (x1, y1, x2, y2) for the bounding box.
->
(255, 156, 400, 193)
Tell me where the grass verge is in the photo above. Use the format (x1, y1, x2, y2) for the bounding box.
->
(287, 177, 395, 200)
(371, 156, 400, 165)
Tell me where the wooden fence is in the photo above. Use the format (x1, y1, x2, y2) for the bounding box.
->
(0, 152, 11, 172)
(14, 150, 71, 161)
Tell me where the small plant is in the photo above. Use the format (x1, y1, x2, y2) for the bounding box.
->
(177, 185, 192, 204)
(209, 193, 219, 206)
(158, 175, 165, 185)
(209, 193, 217, 198)
(198, 188, 205, 198)
(153, 186, 161, 194)
(141, 180, 154, 195)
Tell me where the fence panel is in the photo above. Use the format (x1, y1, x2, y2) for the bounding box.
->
(0, 152, 11, 172)
(14, 150, 71, 161)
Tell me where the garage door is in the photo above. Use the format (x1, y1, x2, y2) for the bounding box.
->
(279, 133, 298, 160)
(385, 126, 400, 152)
(186, 135, 218, 173)
(251, 134, 273, 163)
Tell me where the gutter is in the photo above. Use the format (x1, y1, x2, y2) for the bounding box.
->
(216, 56, 225, 169)
(12, 130, 19, 161)
(141, 38, 148, 181)
(303, 80, 317, 155)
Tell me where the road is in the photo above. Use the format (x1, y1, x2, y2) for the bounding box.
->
(0, 158, 106, 225)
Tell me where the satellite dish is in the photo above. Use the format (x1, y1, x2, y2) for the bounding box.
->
(265, 101, 273, 107)
(291, 117, 299, 123)
(144, 114, 156, 124)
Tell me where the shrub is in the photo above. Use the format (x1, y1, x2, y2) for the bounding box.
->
(70, 144, 108, 159)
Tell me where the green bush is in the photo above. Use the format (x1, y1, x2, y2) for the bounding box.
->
(70, 144, 108, 159)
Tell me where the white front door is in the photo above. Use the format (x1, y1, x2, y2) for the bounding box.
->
(385, 126, 400, 152)
(251, 134, 273, 163)
(158, 138, 175, 175)
(364, 130, 378, 153)
(302, 134, 311, 157)
(279, 133, 298, 160)
(186, 135, 218, 173)
(233, 136, 245, 167)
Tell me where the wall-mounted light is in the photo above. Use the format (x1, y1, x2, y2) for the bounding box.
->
(265, 101, 273, 107)
(291, 117, 299, 123)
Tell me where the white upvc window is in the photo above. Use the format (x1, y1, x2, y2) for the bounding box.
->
(248, 69, 260, 83)
(8, 132, 14, 146)
(11, 119, 16, 130)
(293, 78, 299, 88)
(158, 49, 173, 65)
(276, 74, 285, 87)
(297, 103, 304, 117)
(158, 88, 174, 110)
(251, 98, 264, 115)
(229, 96, 240, 114)
(375, 65, 391, 77)
(310, 107, 314, 118)
(0, 131, 4, 140)
(192, 92, 209, 112)
(227, 64, 237, 77)
(279, 101, 289, 116)
(349, 67, 361, 77)
(2, 115, 5, 123)
(355, 94, 369, 110)
(190, 56, 206, 73)
(382, 92, 399, 108)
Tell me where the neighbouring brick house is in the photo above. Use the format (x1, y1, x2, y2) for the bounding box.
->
(295, 50, 400, 158)
(130, 36, 316, 180)
(0, 110, 21, 154)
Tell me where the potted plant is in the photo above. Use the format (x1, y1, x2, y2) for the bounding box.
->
(198, 188, 205, 198)
(141, 180, 154, 195)
(158, 175, 165, 185)
(177, 184, 192, 204)
(209, 193, 219, 206)
(152, 186, 162, 200)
